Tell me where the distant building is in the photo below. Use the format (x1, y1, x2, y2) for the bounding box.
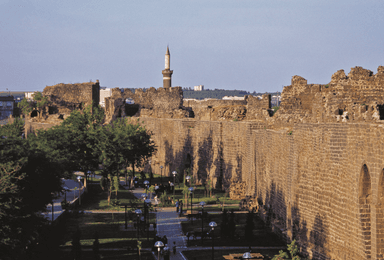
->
(0, 96, 15, 120)
(99, 88, 112, 107)
(222, 96, 245, 100)
(271, 95, 281, 107)
(125, 98, 135, 104)
(194, 85, 204, 91)
(25, 92, 38, 100)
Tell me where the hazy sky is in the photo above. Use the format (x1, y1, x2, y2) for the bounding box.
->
(1, 0, 383, 93)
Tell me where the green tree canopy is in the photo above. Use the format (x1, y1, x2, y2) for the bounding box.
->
(0, 122, 62, 258)
(29, 104, 105, 178)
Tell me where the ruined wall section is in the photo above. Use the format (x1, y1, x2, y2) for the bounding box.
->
(104, 87, 189, 123)
(43, 81, 100, 115)
(245, 94, 272, 121)
(183, 99, 247, 121)
(182, 95, 272, 122)
(104, 88, 126, 123)
(275, 66, 384, 127)
(26, 81, 100, 137)
(253, 123, 384, 260)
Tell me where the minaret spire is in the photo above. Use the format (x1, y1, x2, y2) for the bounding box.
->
(162, 46, 173, 88)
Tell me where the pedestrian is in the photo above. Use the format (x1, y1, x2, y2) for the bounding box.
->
(176, 199, 179, 213)
(173, 241, 177, 254)
(179, 201, 183, 217)
(163, 235, 168, 245)
(163, 244, 170, 260)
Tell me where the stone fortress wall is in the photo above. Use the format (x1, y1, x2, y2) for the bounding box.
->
(135, 66, 384, 260)
(25, 66, 384, 259)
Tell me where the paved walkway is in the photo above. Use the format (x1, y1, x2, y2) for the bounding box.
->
(156, 207, 188, 260)
(127, 186, 187, 260)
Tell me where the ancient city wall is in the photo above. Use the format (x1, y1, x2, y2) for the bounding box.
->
(23, 66, 384, 259)
(253, 123, 384, 259)
(43, 81, 100, 115)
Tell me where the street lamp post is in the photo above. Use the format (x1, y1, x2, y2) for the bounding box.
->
(188, 187, 194, 224)
(76, 176, 82, 205)
(209, 221, 217, 260)
(155, 241, 164, 260)
(172, 170, 177, 188)
(160, 166, 163, 185)
(135, 209, 142, 241)
(144, 180, 149, 195)
(200, 201, 206, 245)
(170, 182, 174, 200)
(185, 175, 191, 187)
(149, 160, 152, 186)
(145, 199, 151, 241)
(63, 186, 70, 203)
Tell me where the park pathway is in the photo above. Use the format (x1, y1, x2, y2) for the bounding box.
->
(128, 186, 188, 260)
(156, 207, 188, 260)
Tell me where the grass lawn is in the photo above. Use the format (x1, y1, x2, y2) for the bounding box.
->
(56, 249, 155, 260)
(55, 182, 157, 259)
(182, 248, 284, 260)
(181, 212, 286, 248)
(58, 211, 157, 250)
(76, 182, 146, 212)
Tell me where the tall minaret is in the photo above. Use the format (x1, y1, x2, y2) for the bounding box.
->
(162, 46, 173, 89)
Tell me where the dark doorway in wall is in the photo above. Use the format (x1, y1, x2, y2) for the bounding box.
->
(125, 104, 139, 117)
(30, 110, 39, 118)
(377, 104, 384, 120)
(359, 164, 372, 259)
(48, 106, 58, 114)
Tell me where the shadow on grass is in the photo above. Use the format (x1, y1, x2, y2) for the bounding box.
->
(56, 249, 154, 260)
(181, 212, 286, 247)
(77, 185, 141, 211)
(182, 249, 282, 260)
(59, 212, 156, 251)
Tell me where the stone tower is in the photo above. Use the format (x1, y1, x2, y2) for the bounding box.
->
(162, 46, 173, 88)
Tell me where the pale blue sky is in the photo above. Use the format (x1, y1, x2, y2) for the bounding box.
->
(1, 0, 383, 93)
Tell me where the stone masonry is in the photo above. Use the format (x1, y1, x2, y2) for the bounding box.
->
(25, 66, 384, 259)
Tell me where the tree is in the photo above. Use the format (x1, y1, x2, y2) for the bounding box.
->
(0, 117, 24, 138)
(0, 133, 62, 258)
(272, 240, 305, 260)
(17, 92, 49, 118)
(244, 210, 255, 240)
(17, 98, 34, 117)
(220, 209, 228, 238)
(228, 209, 236, 239)
(29, 104, 105, 179)
(98, 118, 156, 204)
(33, 92, 49, 115)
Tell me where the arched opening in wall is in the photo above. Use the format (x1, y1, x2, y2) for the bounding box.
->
(377, 104, 384, 120)
(125, 104, 139, 116)
(48, 106, 57, 114)
(358, 164, 372, 259)
(30, 110, 39, 118)
(376, 169, 384, 259)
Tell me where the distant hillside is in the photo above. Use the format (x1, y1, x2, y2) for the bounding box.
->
(182, 89, 281, 100)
